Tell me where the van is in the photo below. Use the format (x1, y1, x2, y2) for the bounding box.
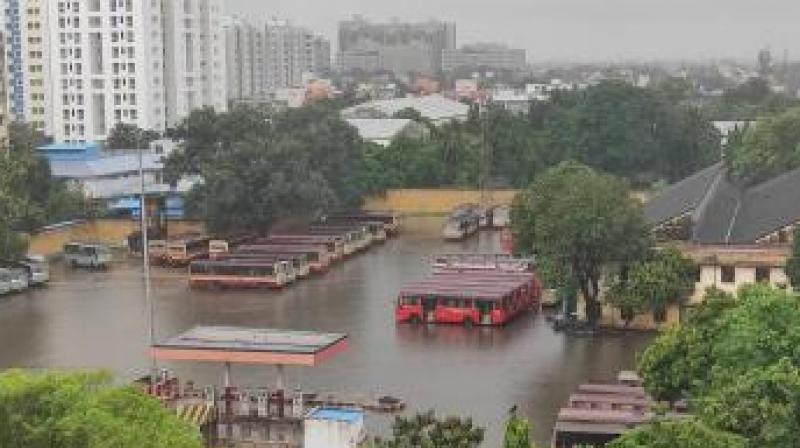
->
(0, 270, 12, 295)
(64, 243, 113, 269)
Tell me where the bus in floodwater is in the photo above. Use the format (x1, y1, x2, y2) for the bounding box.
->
(188, 259, 290, 289)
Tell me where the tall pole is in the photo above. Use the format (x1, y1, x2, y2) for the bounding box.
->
(138, 138, 156, 379)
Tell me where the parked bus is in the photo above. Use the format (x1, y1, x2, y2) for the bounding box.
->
(324, 211, 401, 236)
(308, 226, 370, 254)
(237, 244, 330, 274)
(64, 243, 113, 269)
(442, 214, 479, 241)
(253, 235, 344, 262)
(431, 253, 533, 274)
(320, 217, 388, 242)
(165, 236, 210, 267)
(189, 259, 290, 289)
(214, 252, 311, 279)
(395, 272, 540, 326)
(491, 206, 510, 229)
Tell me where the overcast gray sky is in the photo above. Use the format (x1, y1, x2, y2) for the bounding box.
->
(227, 0, 799, 63)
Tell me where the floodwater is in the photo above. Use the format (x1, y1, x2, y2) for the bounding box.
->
(0, 217, 653, 445)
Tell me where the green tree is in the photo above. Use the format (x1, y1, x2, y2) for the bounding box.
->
(511, 162, 650, 326)
(543, 81, 719, 184)
(105, 123, 161, 150)
(607, 248, 696, 326)
(608, 419, 745, 448)
(0, 370, 201, 448)
(369, 410, 484, 448)
(167, 103, 366, 234)
(728, 107, 800, 184)
(785, 227, 800, 289)
(503, 408, 533, 448)
(697, 359, 800, 447)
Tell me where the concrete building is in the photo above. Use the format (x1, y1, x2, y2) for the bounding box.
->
(162, 0, 228, 127)
(46, 0, 167, 143)
(338, 16, 456, 76)
(225, 16, 330, 104)
(442, 43, 526, 74)
(0, 28, 8, 150)
(3, 0, 51, 133)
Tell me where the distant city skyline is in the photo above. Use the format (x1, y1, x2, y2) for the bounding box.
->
(227, 0, 800, 63)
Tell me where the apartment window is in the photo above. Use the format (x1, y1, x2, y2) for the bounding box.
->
(755, 267, 770, 283)
(721, 266, 735, 284)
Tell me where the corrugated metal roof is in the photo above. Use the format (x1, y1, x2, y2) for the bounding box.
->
(342, 95, 469, 122)
(50, 154, 163, 178)
(345, 118, 414, 141)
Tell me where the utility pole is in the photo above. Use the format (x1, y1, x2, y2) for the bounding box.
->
(138, 136, 156, 381)
(479, 101, 494, 210)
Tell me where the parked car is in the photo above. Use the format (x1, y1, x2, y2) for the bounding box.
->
(64, 243, 113, 269)
(0, 270, 11, 296)
(0, 268, 28, 293)
(1, 256, 49, 286)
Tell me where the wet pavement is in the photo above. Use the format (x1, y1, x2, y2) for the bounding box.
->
(0, 217, 653, 445)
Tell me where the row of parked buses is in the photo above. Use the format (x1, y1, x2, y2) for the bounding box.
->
(146, 212, 399, 290)
(442, 204, 510, 241)
(0, 255, 50, 295)
(395, 254, 541, 326)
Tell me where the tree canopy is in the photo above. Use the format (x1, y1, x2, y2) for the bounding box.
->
(608, 419, 745, 448)
(0, 123, 86, 259)
(510, 161, 650, 326)
(164, 103, 366, 234)
(105, 123, 161, 150)
(607, 247, 697, 326)
(0, 370, 201, 448)
(502, 409, 534, 448)
(637, 285, 800, 447)
(368, 410, 484, 448)
(728, 107, 800, 185)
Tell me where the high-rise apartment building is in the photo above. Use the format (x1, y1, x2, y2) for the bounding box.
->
(338, 16, 456, 76)
(442, 43, 527, 74)
(2, 0, 228, 143)
(162, 0, 227, 127)
(4, 0, 51, 133)
(0, 29, 10, 150)
(47, 0, 166, 143)
(225, 16, 330, 103)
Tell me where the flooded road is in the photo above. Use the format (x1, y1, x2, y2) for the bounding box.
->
(0, 217, 653, 445)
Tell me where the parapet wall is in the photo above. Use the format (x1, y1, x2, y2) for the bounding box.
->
(28, 219, 205, 257)
(363, 189, 519, 215)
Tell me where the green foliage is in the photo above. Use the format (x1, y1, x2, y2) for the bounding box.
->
(607, 419, 745, 448)
(166, 103, 366, 234)
(786, 228, 800, 289)
(607, 248, 696, 326)
(511, 162, 649, 325)
(503, 410, 533, 448)
(728, 107, 800, 185)
(544, 81, 720, 184)
(638, 285, 800, 446)
(105, 123, 161, 150)
(0, 123, 87, 258)
(697, 359, 800, 447)
(368, 410, 484, 448)
(0, 370, 201, 448)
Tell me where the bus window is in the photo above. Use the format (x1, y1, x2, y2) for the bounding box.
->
(64, 244, 81, 255)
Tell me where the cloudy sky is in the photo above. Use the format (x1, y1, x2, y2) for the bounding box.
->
(227, 0, 799, 63)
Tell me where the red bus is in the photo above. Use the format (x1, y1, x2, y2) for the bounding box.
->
(212, 252, 311, 279)
(395, 272, 541, 326)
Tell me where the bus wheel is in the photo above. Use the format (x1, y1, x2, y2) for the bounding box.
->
(464, 317, 475, 328)
(409, 315, 421, 325)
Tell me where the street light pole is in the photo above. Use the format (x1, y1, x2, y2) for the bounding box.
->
(138, 138, 156, 381)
